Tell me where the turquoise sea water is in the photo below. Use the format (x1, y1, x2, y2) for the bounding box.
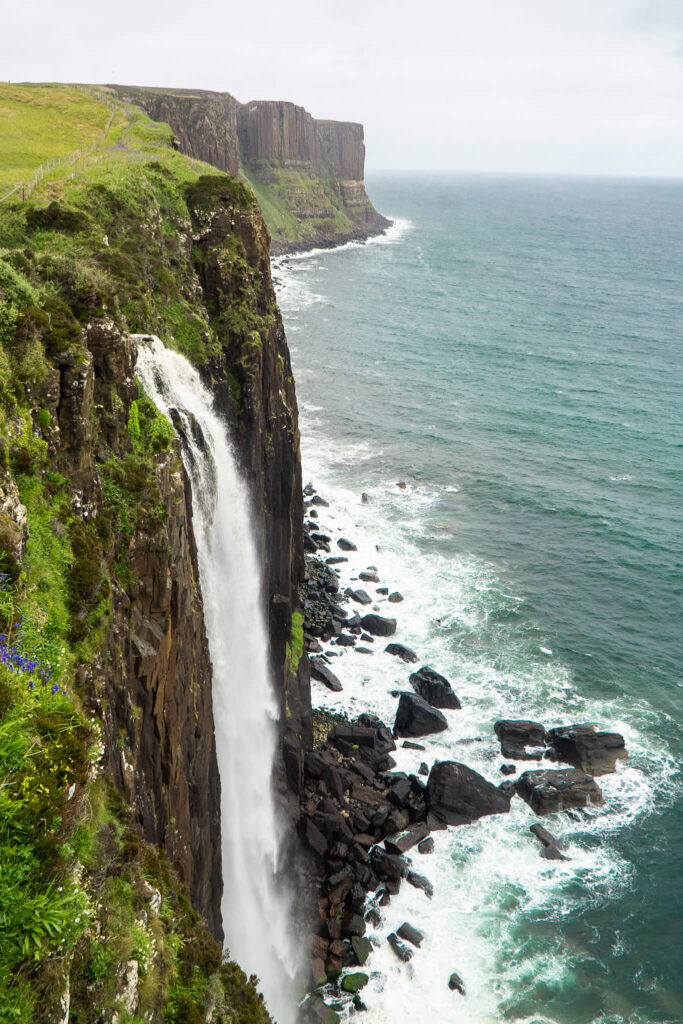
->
(274, 174, 683, 1024)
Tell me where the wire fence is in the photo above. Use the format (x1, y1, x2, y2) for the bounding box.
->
(0, 91, 119, 205)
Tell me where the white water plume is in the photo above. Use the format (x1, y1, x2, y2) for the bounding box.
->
(134, 336, 297, 1024)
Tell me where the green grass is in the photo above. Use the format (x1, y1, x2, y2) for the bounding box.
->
(0, 84, 114, 189)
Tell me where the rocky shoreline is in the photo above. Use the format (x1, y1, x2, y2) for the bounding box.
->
(297, 483, 628, 1024)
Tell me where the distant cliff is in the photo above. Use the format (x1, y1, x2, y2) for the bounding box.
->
(110, 85, 390, 254)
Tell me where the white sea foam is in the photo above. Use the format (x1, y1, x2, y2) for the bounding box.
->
(271, 216, 413, 272)
(298, 460, 678, 1022)
(275, 248, 680, 1024)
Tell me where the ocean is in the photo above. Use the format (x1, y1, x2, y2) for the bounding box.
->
(273, 173, 683, 1024)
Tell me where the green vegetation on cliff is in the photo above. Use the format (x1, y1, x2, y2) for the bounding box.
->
(0, 84, 276, 1024)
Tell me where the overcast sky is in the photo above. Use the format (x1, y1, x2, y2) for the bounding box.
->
(3, 0, 683, 176)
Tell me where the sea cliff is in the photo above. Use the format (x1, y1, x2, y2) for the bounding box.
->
(0, 84, 308, 1022)
(109, 85, 390, 254)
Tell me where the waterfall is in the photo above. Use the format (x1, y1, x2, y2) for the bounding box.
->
(135, 336, 297, 1024)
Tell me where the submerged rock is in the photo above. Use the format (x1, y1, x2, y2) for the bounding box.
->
(385, 642, 418, 663)
(530, 823, 569, 860)
(409, 666, 461, 709)
(515, 768, 603, 814)
(426, 761, 511, 825)
(394, 692, 448, 737)
(387, 932, 413, 961)
(448, 971, 466, 995)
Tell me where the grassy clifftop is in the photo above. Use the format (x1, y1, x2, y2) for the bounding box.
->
(0, 84, 273, 1024)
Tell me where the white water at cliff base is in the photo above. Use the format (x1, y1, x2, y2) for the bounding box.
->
(135, 336, 297, 1024)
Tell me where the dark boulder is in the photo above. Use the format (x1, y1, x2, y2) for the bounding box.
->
(407, 871, 434, 898)
(387, 933, 413, 962)
(336, 634, 356, 647)
(397, 922, 424, 947)
(352, 589, 373, 605)
(515, 768, 603, 814)
(394, 692, 448, 738)
(370, 848, 407, 880)
(547, 724, 627, 775)
(409, 666, 461, 710)
(426, 761, 511, 825)
(419, 762, 429, 776)
(311, 657, 343, 692)
(417, 837, 434, 854)
(338, 538, 357, 551)
(402, 740, 425, 751)
(359, 570, 379, 583)
(388, 591, 404, 603)
(448, 972, 466, 995)
(384, 823, 430, 855)
(500, 764, 517, 775)
(385, 643, 419, 664)
(494, 720, 547, 759)
(360, 614, 397, 637)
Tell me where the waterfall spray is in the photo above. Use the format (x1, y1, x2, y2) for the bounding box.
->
(135, 336, 297, 1024)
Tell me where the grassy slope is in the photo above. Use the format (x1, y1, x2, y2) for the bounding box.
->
(0, 84, 114, 189)
(0, 89, 272, 1024)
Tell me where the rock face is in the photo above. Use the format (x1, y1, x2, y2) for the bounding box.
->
(409, 666, 461, 709)
(426, 761, 511, 825)
(109, 85, 390, 254)
(515, 768, 604, 814)
(43, 325, 223, 937)
(394, 692, 448, 738)
(109, 86, 240, 176)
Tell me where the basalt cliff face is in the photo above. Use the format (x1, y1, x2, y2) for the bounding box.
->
(0, 91, 308, 1019)
(110, 85, 390, 254)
